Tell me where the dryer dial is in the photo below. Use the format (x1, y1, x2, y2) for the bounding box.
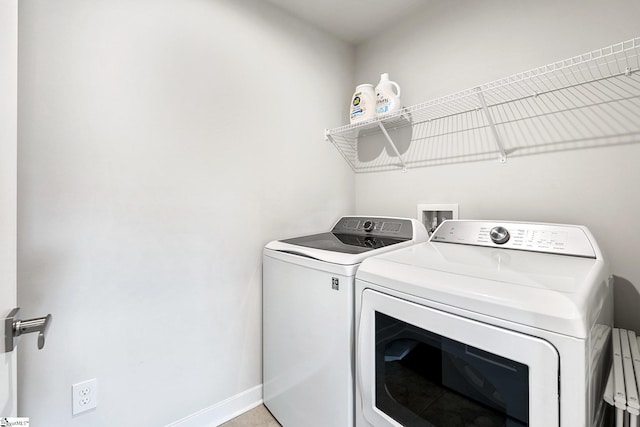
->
(490, 226, 510, 244)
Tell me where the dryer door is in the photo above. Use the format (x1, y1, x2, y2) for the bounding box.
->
(358, 289, 559, 427)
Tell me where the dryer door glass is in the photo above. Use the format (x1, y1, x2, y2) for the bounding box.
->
(375, 311, 528, 426)
(357, 289, 560, 427)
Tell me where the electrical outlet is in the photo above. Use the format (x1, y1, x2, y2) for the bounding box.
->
(72, 379, 97, 415)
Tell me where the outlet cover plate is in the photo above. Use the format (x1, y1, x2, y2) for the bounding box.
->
(72, 378, 97, 415)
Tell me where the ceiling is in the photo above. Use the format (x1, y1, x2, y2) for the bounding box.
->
(263, 0, 430, 44)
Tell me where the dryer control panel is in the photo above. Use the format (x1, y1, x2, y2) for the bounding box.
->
(430, 220, 597, 258)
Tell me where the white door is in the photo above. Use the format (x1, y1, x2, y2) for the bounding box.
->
(0, 0, 18, 417)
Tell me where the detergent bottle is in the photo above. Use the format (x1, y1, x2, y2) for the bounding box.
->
(350, 84, 376, 124)
(375, 73, 402, 117)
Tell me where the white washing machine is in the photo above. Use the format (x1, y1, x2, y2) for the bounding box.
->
(355, 220, 614, 427)
(263, 216, 429, 427)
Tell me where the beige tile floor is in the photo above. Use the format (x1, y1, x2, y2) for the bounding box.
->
(219, 405, 281, 427)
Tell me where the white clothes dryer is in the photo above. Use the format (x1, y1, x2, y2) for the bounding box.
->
(355, 220, 614, 427)
(263, 216, 428, 427)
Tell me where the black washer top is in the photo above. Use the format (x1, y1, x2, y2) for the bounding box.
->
(280, 217, 413, 254)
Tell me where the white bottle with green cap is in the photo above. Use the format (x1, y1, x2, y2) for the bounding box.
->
(350, 83, 376, 124)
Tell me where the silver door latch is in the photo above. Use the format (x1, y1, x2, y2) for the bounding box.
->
(4, 307, 52, 352)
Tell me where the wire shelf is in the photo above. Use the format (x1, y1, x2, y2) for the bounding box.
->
(325, 37, 640, 173)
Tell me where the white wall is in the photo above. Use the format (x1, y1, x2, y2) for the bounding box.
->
(16, 0, 640, 423)
(17, 0, 353, 425)
(354, 0, 640, 331)
(0, 0, 18, 417)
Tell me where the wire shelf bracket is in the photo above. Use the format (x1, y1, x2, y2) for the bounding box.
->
(376, 121, 408, 172)
(476, 88, 507, 163)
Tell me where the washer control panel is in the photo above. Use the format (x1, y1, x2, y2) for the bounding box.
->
(430, 220, 597, 258)
(332, 216, 413, 239)
(362, 220, 376, 232)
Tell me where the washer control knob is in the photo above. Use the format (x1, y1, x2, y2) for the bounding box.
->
(362, 220, 375, 232)
(490, 226, 510, 244)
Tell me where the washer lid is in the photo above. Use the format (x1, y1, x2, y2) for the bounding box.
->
(265, 238, 414, 266)
(356, 239, 611, 338)
(265, 216, 429, 265)
(281, 232, 408, 254)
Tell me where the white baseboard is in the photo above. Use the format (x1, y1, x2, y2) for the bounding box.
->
(166, 384, 263, 427)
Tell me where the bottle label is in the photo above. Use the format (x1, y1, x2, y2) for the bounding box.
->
(351, 92, 369, 120)
(376, 95, 392, 114)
